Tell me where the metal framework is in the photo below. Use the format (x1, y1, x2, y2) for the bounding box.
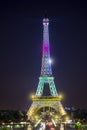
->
(27, 18, 66, 126)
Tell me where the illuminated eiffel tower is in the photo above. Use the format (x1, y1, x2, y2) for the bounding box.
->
(27, 18, 66, 126)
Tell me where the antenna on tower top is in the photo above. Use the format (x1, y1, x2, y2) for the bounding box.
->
(44, 10, 48, 18)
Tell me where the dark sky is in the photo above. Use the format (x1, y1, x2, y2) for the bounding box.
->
(0, 0, 87, 110)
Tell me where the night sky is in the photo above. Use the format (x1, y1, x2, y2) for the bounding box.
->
(0, 0, 87, 110)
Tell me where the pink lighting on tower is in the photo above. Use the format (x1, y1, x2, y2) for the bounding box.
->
(43, 43, 49, 52)
(41, 18, 52, 76)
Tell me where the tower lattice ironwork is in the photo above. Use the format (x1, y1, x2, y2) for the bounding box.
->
(27, 18, 66, 126)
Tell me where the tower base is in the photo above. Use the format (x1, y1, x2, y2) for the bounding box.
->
(27, 96, 66, 126)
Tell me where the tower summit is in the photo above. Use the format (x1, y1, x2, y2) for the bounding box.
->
(27, 18, 66, 126)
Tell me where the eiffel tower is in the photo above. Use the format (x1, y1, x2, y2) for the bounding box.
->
(27, 18, 66, 126)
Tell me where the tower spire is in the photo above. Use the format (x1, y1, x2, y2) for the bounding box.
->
(41, 18, 52, 76)
(36, 18, 58, 96)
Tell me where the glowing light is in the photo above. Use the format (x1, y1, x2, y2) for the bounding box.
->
(58, 93, 64, 99)
(55, 115, 58, 119)
(48, 58, 52, 64)
(20, 122, 26, 125)
(29, 93, 35, 99)
(66, 120, 73, 124)
(7, 125, 10, 128)
(35, 115, 39, 120)
(58, 94, 63, 99)
(43, 18, 49, 26)
(51, 119, 56, 127)
(65, 116, 70, 121)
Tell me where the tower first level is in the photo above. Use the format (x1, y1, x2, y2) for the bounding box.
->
(27, 18, 67, 126)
